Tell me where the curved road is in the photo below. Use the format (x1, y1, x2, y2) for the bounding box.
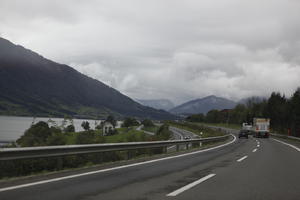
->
(1, 131, 300, 200)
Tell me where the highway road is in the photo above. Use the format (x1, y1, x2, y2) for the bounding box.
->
(1, 130, 300, 200)
(169, 126, 198, 140)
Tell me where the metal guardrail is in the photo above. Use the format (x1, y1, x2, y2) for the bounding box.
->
(270, 133, 300, 141)
(0, 135, 231, 161)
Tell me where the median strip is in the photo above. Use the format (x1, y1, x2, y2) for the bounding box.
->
(166, 174, 216, 197)
(237, 156, 248, 162)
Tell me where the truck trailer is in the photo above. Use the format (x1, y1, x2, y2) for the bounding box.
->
(253, 118, 270, 138)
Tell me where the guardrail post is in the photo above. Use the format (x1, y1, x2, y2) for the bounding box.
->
(127, 150, 131, 160)
(186, 143, 189, 150)
(176, 144, 180, 152)
(163, 146, 167, 154)
(99, 152, 104, 163)
(56, 156, 63, 170)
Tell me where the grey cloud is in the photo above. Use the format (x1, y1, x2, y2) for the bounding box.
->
(1, 0, 300, 104)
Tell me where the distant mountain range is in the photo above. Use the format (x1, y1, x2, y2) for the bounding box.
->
(0, 37, 175, 120)
(169, 95, 237, 114)
(136, 99, 175, 111)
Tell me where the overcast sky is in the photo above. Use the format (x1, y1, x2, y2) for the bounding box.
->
(1, 0, 300, 105)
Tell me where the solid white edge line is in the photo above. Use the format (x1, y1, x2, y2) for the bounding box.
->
(0, 134, 236, 193)
(252, 149, 257, 152)
(237, 155, 248, 162)
(272, 138, 300, 152)
(166, 174, 216, 197)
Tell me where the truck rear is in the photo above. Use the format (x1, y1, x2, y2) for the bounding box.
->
(253, 118, 270, 138)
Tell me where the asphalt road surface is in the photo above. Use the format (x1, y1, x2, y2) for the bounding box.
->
(169, 126, 198, 140)
(1, 131, 300, 200)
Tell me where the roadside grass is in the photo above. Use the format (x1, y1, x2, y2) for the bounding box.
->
(142, 126, 159, 133)
(64, 128, 151, 144)
(105, 129, 151, 143)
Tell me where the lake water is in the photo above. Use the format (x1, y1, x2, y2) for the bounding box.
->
(0, 116, 122, 142)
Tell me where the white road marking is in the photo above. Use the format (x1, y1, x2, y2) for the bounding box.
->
(237, 156, 248, 162)
(257, 145, 260, 147)
(0, 135, 236, 193)
(166, 174, 216, 197)
(272, 138, 300, 152)
(252, 149, 257, 152)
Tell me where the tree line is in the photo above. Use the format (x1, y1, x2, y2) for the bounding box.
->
(186, 88, 300, 136)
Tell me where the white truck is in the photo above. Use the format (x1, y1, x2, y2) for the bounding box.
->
(242, 123, 252, 132)
(252, 118, 270, 138)
(238, 123, 253, 138)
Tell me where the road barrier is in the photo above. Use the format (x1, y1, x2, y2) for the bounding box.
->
(0, 135, 231, 161)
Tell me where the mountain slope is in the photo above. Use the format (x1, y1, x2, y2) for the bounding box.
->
(136, 99, 175, 111)
(0, 37, 175, 119)
(169, 95, 237, 114)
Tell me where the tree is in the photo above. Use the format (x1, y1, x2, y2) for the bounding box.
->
(17, 121, 52, 147)
(81, 121, 90, 131)
(95, 124, 102, 130)
(64, 124, 75, 132)
(142, 119, 154, 127)
(76, 131, 95, 144)
(122, 117, 140, 127)
(290, 88, 300, 136)
(186, 114, 205, 122)
(46, 132, 66, 145)
(266, 92, 287, 131)
(228, 104, 247, 124)
(156, 124, 171, 140)
(106, 115, 117, 127)
(205, 110, 221, 123)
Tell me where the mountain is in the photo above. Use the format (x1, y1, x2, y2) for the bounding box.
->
(0, 37, 175, 119)
(238, 96, 266, 105)
(136, 99, 175, 111)
(169, 95, 237, 115)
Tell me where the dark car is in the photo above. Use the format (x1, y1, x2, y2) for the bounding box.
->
(238, 130, 249, 138)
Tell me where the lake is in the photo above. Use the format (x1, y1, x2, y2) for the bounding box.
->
(0, 116, 122, 142)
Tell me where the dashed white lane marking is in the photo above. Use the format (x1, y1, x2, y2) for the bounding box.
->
(257, 145, 260, 147)
(166, 174, 216, 197)
(0, 135, 236, 193)
(237, 156, 248, 162)
(272, 138, 300, 152)
(252, 149, 257, 152)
